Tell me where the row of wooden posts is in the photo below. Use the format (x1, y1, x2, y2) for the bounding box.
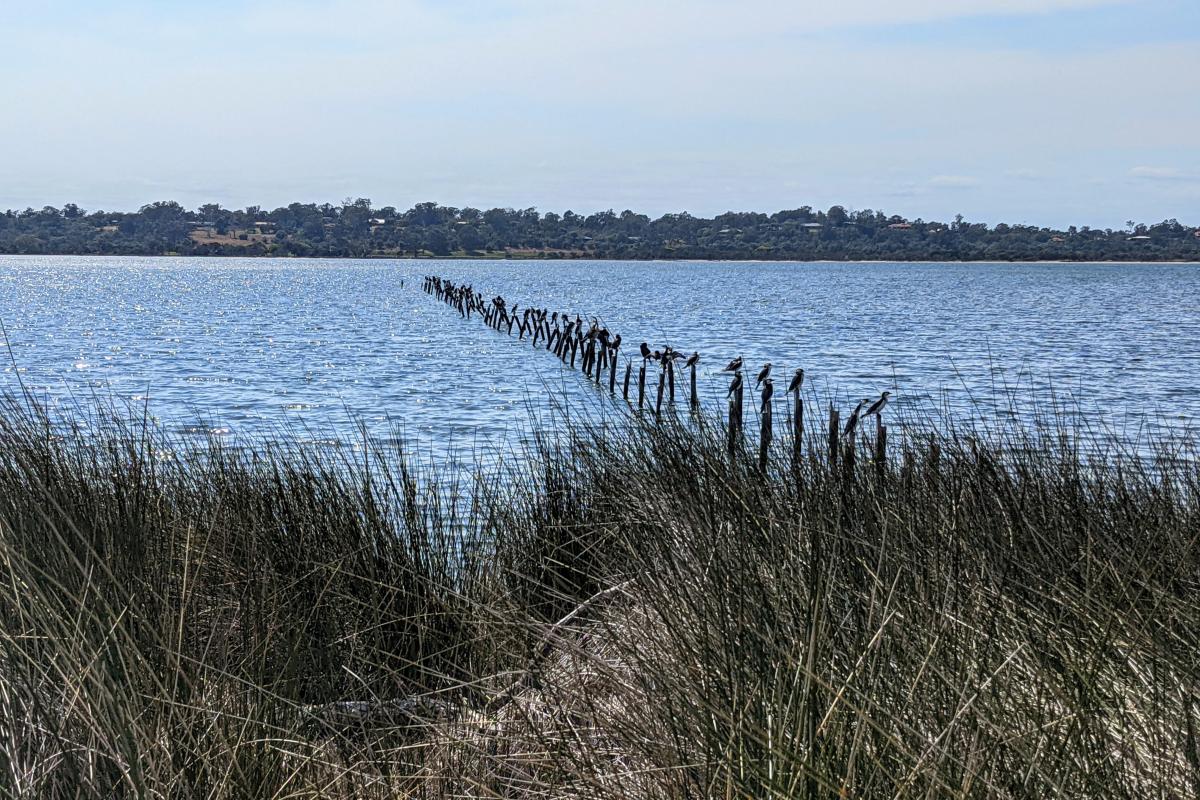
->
(422, 275, 888, 476)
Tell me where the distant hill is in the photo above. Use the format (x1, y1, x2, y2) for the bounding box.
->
(3, 200, 1198, 261)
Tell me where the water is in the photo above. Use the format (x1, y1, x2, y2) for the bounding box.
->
(2, 256, 1198, 459)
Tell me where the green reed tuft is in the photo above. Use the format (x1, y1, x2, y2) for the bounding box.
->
(0, 393, 1196, 798)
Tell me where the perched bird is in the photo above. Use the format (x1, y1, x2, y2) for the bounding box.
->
(722, 356, 743, 372)
(651, 350, 662, 362)
(865, 391, 892, 418)
(760, 377, 774, 411)
(727, 371, 743, 398)
(640, 341, 652, 360)
(685, 351, 700, 369)
(787, 368, 804, 395)
(842, 398, 870, 438)
(611, 334, 622, 351)
(755, 362, 772, 388)
(668, 350, 685, 362)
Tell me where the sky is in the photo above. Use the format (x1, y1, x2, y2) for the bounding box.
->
(1, 0, 1198, 228)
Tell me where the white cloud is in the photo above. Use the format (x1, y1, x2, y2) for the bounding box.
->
(1129, 166, 1192, 181)
(929, 175, 981, 189)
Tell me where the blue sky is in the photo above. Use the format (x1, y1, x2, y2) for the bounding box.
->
(2, 0, 1198, 228)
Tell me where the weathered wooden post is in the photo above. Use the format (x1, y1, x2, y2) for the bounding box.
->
(655, 363, 666, 416)
(792, 391, 805, 474)
(727, 391, 738, 462)
(667, 359, 675, 403)
(623, 360, 632, 401)
(759, 390, 773, 473)
(827, 404, 839, 471)
(689, 363, 699, 410)
(843, 429, 856, 478)
(609, 347, 619, 393)
(637, 360, 646, 409)
(728, 374, 745, 462)
(570, 338, 578, 369)
(874, 421, 888, 483)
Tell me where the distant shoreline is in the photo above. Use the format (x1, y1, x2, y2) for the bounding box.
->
(4, 202, 1197, 263)
(3, 252, 1199, 266)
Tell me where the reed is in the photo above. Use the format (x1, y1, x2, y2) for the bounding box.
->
(0, 392, 1197, 798)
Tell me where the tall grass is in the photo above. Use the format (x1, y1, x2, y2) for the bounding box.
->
(0, 393, 1197, 798)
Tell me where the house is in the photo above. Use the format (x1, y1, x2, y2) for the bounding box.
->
(1128, 235, 1151, 241)
(887, 223, 913, 230)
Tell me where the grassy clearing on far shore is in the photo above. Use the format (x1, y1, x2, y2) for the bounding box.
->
(0, 393, 1197, 798)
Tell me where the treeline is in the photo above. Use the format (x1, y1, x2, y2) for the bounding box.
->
(2, 199, 1198, 261)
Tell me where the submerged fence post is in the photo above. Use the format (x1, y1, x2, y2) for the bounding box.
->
(827, 404, 839, 471)
(623, 360, 632, 401)
(609, 347, 618, 393)
(689, 364, 699, 410)
(638, 361, 646, 409)
(667, 359, 676, 403)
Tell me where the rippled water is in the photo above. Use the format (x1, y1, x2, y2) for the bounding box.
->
(2, 256, 1198, 457)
